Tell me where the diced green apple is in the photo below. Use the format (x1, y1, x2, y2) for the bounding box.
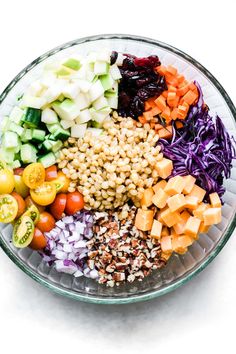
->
(99, 74, 114, 91)
(88, 80, 104, 102)
(63, 58, 81, 71)
(52, 99, 80, 121)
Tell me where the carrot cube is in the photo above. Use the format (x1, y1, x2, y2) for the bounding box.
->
(166, 65, 178, 76)
(143, 111, 153, 121)
(158, 126, 172, 139)
(175, 121, 184, 129)
(161, 106, 171, 120)
(167, 85, 177, 92)
(160, 208, 182, 227)
(155, 158, 173, 179)
(155, 123, 163, 131)
(171, 108, 179, 120)
(141, 188, 154, 207)
(161, 226, 170, 237)
(184, 196, 199, 210)
(182, 175, 196, 194)
(156, 65, 166, 76)
(173, 210, 191, 234)
(177, 74, 185, 84)
(162, 90, 168, 99)
(177, 84, 189, 96)
(155, 95, 166, 111)
(182, 90, 198, 105)
(167, 92, 176, 101)
(135, 209, 154, 231)
(151, 106, 161, 116)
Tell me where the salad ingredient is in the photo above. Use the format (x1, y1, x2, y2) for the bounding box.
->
(159, 83, 235, 199)
(36, 211, 55, 232)
(64, 191, 84, 215)
(53, 171, 70, 192)
(14, 167, 24, 176)
(164, 175, 185, 195)
(23, 204, 40, 224)
(0, 194, 18, 223)
(11, 192, 26, 218)
(0, 169, 15, 194)
(152, 188, 168, 208)
(38, 152, 57, 168)
(41, 210, 96, 278)
(183, 216, 201, 238)
(23, 163, 45, 189)
(117, 54, 167, 118)
(49, 193, 67, 220)
(21, 107, 42, 128)
(13, 175, 29, 198)
(0, 158, 7, 170)
(154, 158, 173, 179)
(58, 114, 162, 210)
(182, 175, 196, 194)
(45, 165, 58, 181)
(134, 208, 154, 231)
(25, 196, 45, 213)
(29, 228, 47, 250)
(87, 205, 165, 286)
(209, 192, 221, 208)
(13, 216, 34, 248)
(203, 208, 222, 225)
(188, 184, 206, 203)
(141, 188, 154, 207)
(151, 219, 162, 239)
(30, 182, 56, 206)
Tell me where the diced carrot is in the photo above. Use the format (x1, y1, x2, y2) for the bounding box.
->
(155, 95, 166, 111)
(167, 85, 177, 92)
(171, 108, 179, 120)
(151, 106, 161, 116)
(150, 121, 155, 129)
(162, 90, 168, 99)
(178, 104, 188, 114)
(143, 111, 154, 121)
(175, 121, 183, 129)
(156, 65, 166, 75)
(155, 123, 163, 130)
(158, 126, 172, 139)
(167, 92, 176, 101)
(189, 82, 196, 91)
(144, 97, 156, 110)
(177, 84, 189, 96)
(166, 65, 178, 76)
(166, 74, 179, 86)
(177, 74, 185, 84)
(176, 109, 187, 120)
(161, 106, 171, 120)
(138, 116, 147, 124)
(182, 90, 198, 105)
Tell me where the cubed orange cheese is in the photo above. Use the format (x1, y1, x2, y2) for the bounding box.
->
(184, 195, 199, 210)
(153, 180, 167, 194)
(182, 175, 196, 194)
(161, 252, 172, 261)
(164, 176, 185, 195)
(154, 158, 173, 179)
(157, 205, 168, 225)
(199, 222, 211, 233)
(188, 184, 206, 203)
(183, 216, 201, 238)
(141, 188, 154, 207)
(203, 208, 221, 225)
(167, 193, 186, 212)
(160, 236, 172, 254)
(160, 208, 182, 227)
(173, 210, 191, 234)
(209, 192, 221, 208)
(152, 188, 169, 208)
(172, 234, 193, 254)
(135, 208, 154, 231)
(150, 219, 162, 239)
(193, 203, 210, 220)
(161, 226, 170, 236)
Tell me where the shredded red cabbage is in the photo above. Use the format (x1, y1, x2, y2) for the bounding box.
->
(159, 82, 236, 201)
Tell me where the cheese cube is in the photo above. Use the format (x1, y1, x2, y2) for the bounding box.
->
(173, 210, 191, 234)
(161, 252, 172, 261)
(172, 235, 193, 254)
(183, 216, 201, 238)
(209, 192, 221, 208)
(157, 205, 168, 224)
(135, 208, 154, 231)
(150, 220, 163, 239)
(193, 203, 210, 220)
(182, 175, 196, 194)
(188, 184, 206, 203)
(164, 176, 185, 195)
(161, 226, 170, 236)
(199, 222, 210, 233)
(141, 188, 154, 207)
(155, 158, 173, 179)
(160, 236, 172, 254)
(203, 208, 221, 225)
(153, 180, 167, 194)
(167, 193, 186, 212)
(184, 195, 199, 210)
(160, 208, 182, 227)
(152, 188, 169, 208)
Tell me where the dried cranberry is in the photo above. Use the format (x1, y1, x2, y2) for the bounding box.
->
(110, 51, 118, 65)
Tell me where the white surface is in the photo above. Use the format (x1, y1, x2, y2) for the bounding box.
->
(0, 1, 235, 353)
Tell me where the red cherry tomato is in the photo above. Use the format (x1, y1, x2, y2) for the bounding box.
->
(65, 192, 84, 215)
(30, 227, 47, 250)
(49, 193, 67, 220)
(45, 165, 58, 181)
(14, 167, 25, 176)
(11, 192, 26, 218)
(36, 212, 55, 232)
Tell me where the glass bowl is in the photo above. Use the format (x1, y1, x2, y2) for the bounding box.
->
(0, 34, 235, 304)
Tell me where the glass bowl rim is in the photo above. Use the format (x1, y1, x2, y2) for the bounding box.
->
(0, 33, 235, 304)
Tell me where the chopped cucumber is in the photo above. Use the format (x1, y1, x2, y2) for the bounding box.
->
(42, 140, 54, 152)
(20, 144, 37, 164)
(0, 116, 11, 132)
(46, 123, 61, 134)
(51, 140, 63, 153)
(38, 152, 56, 168)
(2, 132, 19, 149)
(92, 96, 108, 110)
(76, 109, 92, 124)
(63, 58, 81, 71)
(21, 95, 46, 109)
(0, 149, 15, 164)
(53, 127, 70, 141)
(9, 160, 21, 169)
(21, 107, 42, 128)
(106, 95, 118, 109)
(32, 129, 46, 142)
(9, 122, 24, 136)
(55, 66, 72, 76)
(52, 99, 80, 121)
(41, 108, 59, 124)
(109, 64, 122, 80)
(74, 93, 90, 110)
(62, 82, 81, 100)
(9, 107, 24, 124)
(60, 119, 74, 129)
(21, 128, 32, 142)
(75, 79, 91, 93)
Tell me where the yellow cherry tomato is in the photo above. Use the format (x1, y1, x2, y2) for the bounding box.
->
(0, 169, 15, 194)
(0, 194, 18, 223)
(23, 163, 45, 189)
(52, 171, 70, 193)
(30, 182, 56, 206)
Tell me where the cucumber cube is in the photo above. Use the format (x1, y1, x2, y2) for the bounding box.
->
(20, 95, 47, 109)
(20, 144, 37, 164)
(52, 99, 80, 121)
(41, 108, 59, 124)
(74, 93, 90, 110)
(9, 122, 24, 136)
(76, 109, 92, 124)
(62, 82, 81, 100)
(2, 132, 19, 149)
(9, 106, 24, 124)
(60, 120, 75, 129)
(63, 58, 81, 71)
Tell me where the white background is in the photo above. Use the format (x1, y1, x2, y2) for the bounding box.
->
(0, 1, 235, 353)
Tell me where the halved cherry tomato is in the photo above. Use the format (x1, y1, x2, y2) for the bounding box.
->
(0, 194, 18, 223)
(25, 196, 45, 213)
(65, 192, 84, 215)
(52, 171, 70, 193)
(14, 167, 24, 176)
(0, 169, 15, 194)
(23, 163, 45, 189)
(11, 192, 26, 218)
(30, 227, 47, 250)
(45, 165, 58, 181)
(36, 212, 55, 233)
(49, 193, 67, 220)
(30, 182, 56, 206)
